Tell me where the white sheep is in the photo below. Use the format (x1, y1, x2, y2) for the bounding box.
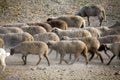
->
(61, 36, 104, 63)
(51, 27, 92, 39)
(47, 15, 86, 28)
(47, 40, 88, 64)
(0, 48, 10, 71)
(10, 41, 50, 66)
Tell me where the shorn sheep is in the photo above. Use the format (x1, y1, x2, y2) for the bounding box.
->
(47, 20, 68, 30)
(61, 36, 104, 63)
(10, 41, 50, 66)
(0, 48, 10, 71)
(51, 27, 92, 39)
(76, 4, 106, 26)
(47, 40, 88, 64)
(47, 15, 86, 28)
(105, 42, 120, 65)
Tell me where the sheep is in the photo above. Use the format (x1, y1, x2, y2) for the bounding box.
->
(21, 26, 46, 36)
(27, 22, 52, 32)
(0, 32, 34, 49)
(105, 42, 120, 65)
(61, 36, 104, 63)
(46, 20, 68, 30)
(0, 48, 10, 71)
(34, 32, 60, 58)
(10, 41, 50, 66)
(33, 32, 60, 43)
(47, 15, 86, 28)
(97, 35, 120, 58)
(1, 23, 25, 27)
(76, 4, 106, 26)
(83, 27, 101, 37)
(98, 35, 120, 44)
(0, 27, 23, 34)
(51, 27, 92, 39)
(47, 40, 88, 64)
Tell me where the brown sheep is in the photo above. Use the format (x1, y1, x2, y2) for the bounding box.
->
(27, 22, 52, 32)
(10, 41, 50, 66)
(47, 20, 68, 30)
(47, 15, 86, 28)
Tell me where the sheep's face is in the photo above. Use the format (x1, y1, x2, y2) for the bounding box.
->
(47, 18, 53, 21)
(51, 28, 59, 33)
(10, 48, 15, 55)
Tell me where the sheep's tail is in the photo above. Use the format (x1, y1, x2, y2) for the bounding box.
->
(102, 9, 106, 21)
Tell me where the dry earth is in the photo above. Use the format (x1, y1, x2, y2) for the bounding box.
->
(0, 0, 120, 80)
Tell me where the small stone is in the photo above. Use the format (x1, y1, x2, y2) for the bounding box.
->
(114, 71, 120, 75)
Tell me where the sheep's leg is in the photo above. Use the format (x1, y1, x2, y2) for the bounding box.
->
(44, 54, 50, 66)
(96, 51, 104, 63)
(104, 50, 110, 58)
(89, 52, 95, 61)
(22, 55, 25, 63)
(59, 53, 68, 64)
(24, 55, 27, 65)
(70, 53, 80, 64)
(1, 57, 6, 71)
(87, 16, 90, 26)
(36, 55, 42, 65)
(107, 55, 116, 65)
(49, 49, 58, 59)
(69, 53, 72, 61)
(83, 53, 89, 65)
(98, 16, 103, 26)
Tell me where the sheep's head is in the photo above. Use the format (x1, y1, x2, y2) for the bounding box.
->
(51, 27, 62, 34)
(47, 41, 55, 48)
(47, 18, 53, 21)
(10, 48, 15, 55)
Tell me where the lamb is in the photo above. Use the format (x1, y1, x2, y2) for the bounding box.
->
(0, 48, 10, 71)
(27, 22, 52, 32)
(51, 27, 92, 39)
(47, 20, 68, 30)
(0, 27, 23, 34)
(47, 40, 88, 64)
(105, 42, 120, 65)
(47, 15, 86, 28)
(10, 41, 50, 66)
(76, 4, 106, 26)
(0, 32, 34, 49)
(61, 36, 104, 63)
(21, 26, 46, 36)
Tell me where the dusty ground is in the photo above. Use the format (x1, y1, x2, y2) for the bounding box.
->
(0, 49, 120, 80)
(0, 0, 120, 80)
